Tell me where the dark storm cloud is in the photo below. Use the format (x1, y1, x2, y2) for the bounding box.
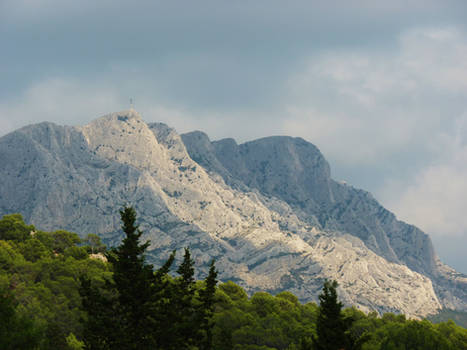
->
(2, 0, 466, 109)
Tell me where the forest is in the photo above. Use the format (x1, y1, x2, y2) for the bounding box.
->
(1, 209, 466, 350)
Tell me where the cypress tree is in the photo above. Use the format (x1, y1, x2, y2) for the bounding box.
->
(151, 250, 177, 350)
(175, 248, 197, 349)
(107, 206, 155, 349)
(312, 280, 346, 350)
(80, 208, 214, 350)
(198, 259, 218, 350)
(152, 247, 198, 350)
(177, 247, 195, 291)
(79, 276, 118, 350)
(81, 207, 157, 349)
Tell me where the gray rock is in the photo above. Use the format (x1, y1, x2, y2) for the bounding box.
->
(183, 132, 466, 309)
(0, 109, 465, 318)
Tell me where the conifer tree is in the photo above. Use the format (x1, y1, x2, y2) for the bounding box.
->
(79, 276, 118, 350)
(151, 250, 177, 350)
(107, 206, 155, 349)
(81, 207, 157, 349)
(175, 248, 197, 349)
(79, 209, 220, 350)
(198, 259, 218, 350)
(177, 247, 195, 291)
(312, 280, 346, 350)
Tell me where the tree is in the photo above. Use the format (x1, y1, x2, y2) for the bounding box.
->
(299, 337, 313, 350)
(79, 208, 220, 350)
(81, 206, 156, 350)
(177, 247, 195, 292)
(198, 259, 218, 350)
(49, 230, 81, 254)
(312, 280, 346, 350)
(150, 250, 178, 350)
(0, 287, 41, 349)
(174, 248, 197, 349)
(83, 234, 106, 254)
(0, 214, 34, 242)
(65, 333, 85, 350)
(79, 276, 118, 350)
(107, 206, 155, 349)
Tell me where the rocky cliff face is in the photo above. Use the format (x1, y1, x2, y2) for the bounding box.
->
(182, 131, 467, 311)
(183, 133, 436, 276)
(0, 110, 465, 317)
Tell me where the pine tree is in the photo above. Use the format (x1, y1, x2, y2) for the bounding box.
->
(312, 280, 346, 350)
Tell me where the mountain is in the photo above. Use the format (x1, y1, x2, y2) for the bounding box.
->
(0, 110, 465, 317)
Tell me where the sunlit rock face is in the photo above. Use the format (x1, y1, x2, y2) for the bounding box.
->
(0, 110, 465, 317)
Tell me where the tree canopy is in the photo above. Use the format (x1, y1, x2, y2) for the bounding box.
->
(0, 212, 466, 350)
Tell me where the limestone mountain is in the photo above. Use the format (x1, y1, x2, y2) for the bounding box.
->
(0, 110, 465, 318)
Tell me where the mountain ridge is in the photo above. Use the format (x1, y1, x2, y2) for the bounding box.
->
(0, 109, 465, 317)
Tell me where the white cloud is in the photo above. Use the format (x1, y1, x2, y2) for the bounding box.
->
(388, 162, 467, 237)
(0, 78, 122, 135)
(399, 28, 467, 92)
(281, 27, 467, 256)
(284, 27, 467, 166)
(0, 77, 284, 144)
(383, 111, 467, 238)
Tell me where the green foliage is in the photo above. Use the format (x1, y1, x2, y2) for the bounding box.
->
(173, 248, 197, 348)
(369, 319, 450, 349)
(211, 283, 318, 350)
(108, 206, 155, 349)
(1, 212, 466, 350)
(198, 259, 218, 350)
(0, 213, 34, 242)
(313, 280, 347, 350)
(0, 287, 42, 349)
(49, 230, 81, 254)
(79, 208, 220, 350)
(83, 234, 106, 254)
(65, 333, 85, 350)
(81, 206, 156, 349)
(79, 275, 118, 349)
(0, 213, 110, 349)
(220, 280, 249, 302)
(436, 319, 467, 348)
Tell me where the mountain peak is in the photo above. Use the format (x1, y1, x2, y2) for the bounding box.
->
(90, 109, 143, 124)
(1, 112, 466, 317)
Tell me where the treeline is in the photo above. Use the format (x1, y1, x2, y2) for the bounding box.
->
(0, 210, 466, 350)
(428, 308, 467, 329)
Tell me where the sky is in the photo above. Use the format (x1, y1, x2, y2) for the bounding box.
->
(1, 0, 467, 273)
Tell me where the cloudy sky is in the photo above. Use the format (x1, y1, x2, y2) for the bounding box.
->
(1, 0, 467, 273)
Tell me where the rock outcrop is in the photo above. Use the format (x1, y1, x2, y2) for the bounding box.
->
(0, 109, 465, 317)
(182, 131, 467, 310)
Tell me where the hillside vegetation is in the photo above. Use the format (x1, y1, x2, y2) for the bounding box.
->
(1, 211, 466, 349)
